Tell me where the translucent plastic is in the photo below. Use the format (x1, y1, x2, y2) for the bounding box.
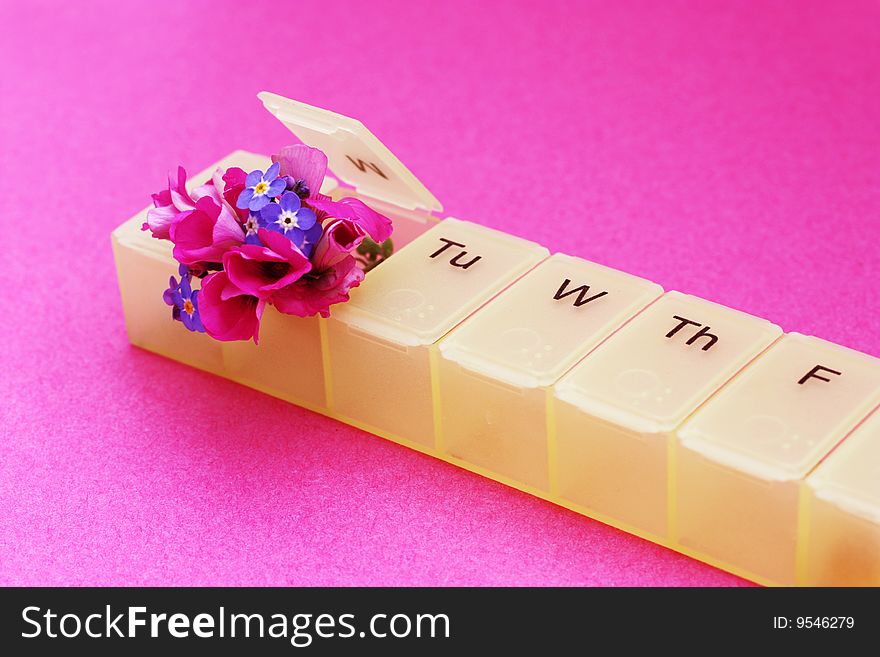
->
(113, 139, 880, 585)
(112, 150, 435, 411)
(552, 292, 782, 538)
(804, 409, 880, 585)
(258, 92, 442, 213)
(112, 152, 268, 378)
(113, 223, 226, 376)
(222, 311, 326, 410)
(325, 219, 549, 447)
(437, 253, 662, 491)
(676, 334, 880, 584)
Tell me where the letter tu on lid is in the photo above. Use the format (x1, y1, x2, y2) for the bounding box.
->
(326, 219, 547, 447)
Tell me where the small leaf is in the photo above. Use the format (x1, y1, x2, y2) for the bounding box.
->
(357, 237, 383, 257)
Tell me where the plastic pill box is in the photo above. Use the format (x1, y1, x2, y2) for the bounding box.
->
(804, 409, 880, 586)
(677, 334, 880, 584)
(112, 93, 880, 585)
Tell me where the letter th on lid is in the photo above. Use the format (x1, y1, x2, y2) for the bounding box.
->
(551, 291, 781, 538)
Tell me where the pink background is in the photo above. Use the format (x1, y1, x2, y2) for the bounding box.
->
(1, 0, 878, 586)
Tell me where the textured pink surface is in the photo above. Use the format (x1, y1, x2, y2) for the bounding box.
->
(1, 0, 878, 586)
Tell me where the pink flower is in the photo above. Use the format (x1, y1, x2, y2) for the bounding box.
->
(143, 195, 178, 240)
(143, 167, 189, 239)
(222, 229, 312, 299)
(217, 167, 249, 222)
(266, 217, 368, 318)
(169, 196, 245, 267)
(198, 271, 264, 343)
(258, 196, 393, 318)
(143, 166, 221, 240)
(272, 255, 365, 318)
(308, 196, 393, 247)
(272, 145, 328, 200)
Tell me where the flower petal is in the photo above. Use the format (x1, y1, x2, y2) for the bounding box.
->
(265, 161, 281, 180)
(143, 204, 179, 240)
(279, 191, 301, 212)
(162, 276, 178, 306)
(211, 203, 246, 246)
(170, 198, 243, 265)
(222, 167, 247, 189)
(272, 255, 364, 318)
(259, 202, 282, 225)
(236, 187, 255, 210)
(266, 178, 287, 198)
(248, 193, 272, 212)
(191, 180, 221, 205)
(199, 272, 262, 342)
(172, 166, 188, 195)
(189, 290, 206, 333)
(151, 189, 172, 209)
(222, 230, 312, 299)
(296, 206, 317, 230)
(272, 145, 328, 199)
(308, 196, 392, 243)
(310, 218, 364, 270)
(170, 188, 195, 212)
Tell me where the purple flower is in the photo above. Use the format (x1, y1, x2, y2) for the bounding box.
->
(243, 213, 262, 245)
(259, 191, 321, 257)
(236, 162, 285, 212)
(259, 191, 316, 234)
(294, 222, 323, 259)
(163, 266, 205, 333)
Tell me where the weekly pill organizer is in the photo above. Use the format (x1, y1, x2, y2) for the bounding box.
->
(112, 92, 880, 587)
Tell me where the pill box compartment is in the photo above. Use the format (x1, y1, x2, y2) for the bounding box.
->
(553, 292, 782, 540)
(676, 334, 880, 585)
(112, 150, 438, 410)
(326, 219, 549, 448)
(804, 409, 880, 586)
(437, 253, 663, 492)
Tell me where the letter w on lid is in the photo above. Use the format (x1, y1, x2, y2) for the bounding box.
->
(553, 278, 610, 307)
(440, 253, 663, 389)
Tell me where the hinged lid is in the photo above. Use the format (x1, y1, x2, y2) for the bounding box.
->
(258, 91, 442, 213)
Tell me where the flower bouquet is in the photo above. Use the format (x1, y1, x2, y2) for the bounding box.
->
(141, 145, 393, 343)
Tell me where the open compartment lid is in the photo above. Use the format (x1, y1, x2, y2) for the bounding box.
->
(258, 91, 442, 213)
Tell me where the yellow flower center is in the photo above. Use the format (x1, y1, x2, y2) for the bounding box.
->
(254, 181, 269, 194)
(183, 299, 194, 315)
